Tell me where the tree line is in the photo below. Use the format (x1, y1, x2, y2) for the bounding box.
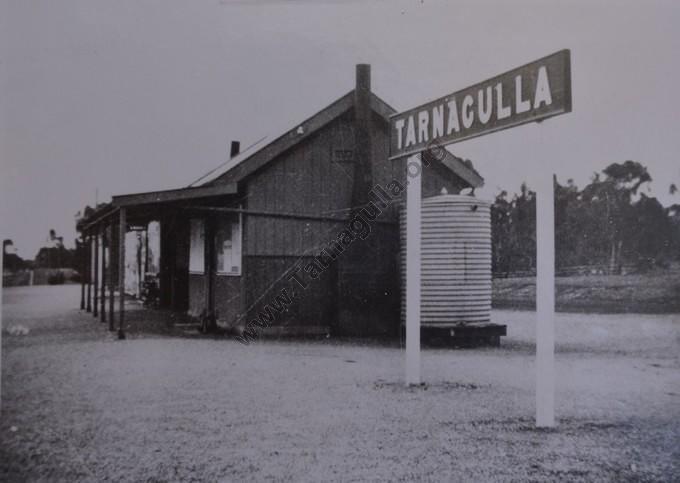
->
(492, 161, 680, 276)
(3, 230, 81, 272)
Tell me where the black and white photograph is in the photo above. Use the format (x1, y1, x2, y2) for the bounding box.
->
(1, 0, 679, 481)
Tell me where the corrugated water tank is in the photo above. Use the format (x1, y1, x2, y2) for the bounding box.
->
(400, 194, 492, 326)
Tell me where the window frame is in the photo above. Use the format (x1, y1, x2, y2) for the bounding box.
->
(189, 218, 206, 275)
(215, 212, 242, 277)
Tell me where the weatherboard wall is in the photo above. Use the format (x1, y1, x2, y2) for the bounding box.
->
(237, 110, 469, 334)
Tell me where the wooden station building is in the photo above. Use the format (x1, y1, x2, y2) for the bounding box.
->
(76, 65, 483, 338)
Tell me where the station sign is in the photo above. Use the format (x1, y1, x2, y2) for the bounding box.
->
(389, 49, 571, 159)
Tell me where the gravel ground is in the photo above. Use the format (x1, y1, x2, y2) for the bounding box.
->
(1, 285, 679, 482)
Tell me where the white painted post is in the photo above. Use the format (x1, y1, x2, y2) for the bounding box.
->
(405, 154, 422, 385)
(536, 172, 556, 427)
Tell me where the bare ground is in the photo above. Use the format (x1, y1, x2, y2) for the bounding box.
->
(1, 285, 679, 482)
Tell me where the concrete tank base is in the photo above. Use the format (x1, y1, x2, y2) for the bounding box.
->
(402, 322, 507, 348)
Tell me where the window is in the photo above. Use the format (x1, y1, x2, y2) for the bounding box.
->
(215, 214, 241, 275)
(189, 218, 205, 273)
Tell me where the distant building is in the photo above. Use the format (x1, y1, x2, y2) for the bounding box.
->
(34, 230, 73, 269)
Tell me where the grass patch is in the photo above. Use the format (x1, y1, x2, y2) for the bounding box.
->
(493, 270, 680, 313)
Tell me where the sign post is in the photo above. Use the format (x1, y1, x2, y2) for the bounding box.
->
(389, 50, 571, 425)
(405, 155, 422, 385)
(536, 171, 556, 427)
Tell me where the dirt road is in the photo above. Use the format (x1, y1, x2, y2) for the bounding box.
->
(2, 285, 679, 481)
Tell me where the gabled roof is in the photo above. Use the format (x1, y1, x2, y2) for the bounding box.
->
(192, 89, 483, 189)
(192, 90, 398, 187)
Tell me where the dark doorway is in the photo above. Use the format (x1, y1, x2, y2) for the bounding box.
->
(160, 216, 190, 312)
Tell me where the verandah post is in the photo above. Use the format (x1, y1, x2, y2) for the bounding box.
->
(109, 219, 116, 332)
(118, 208, 126, 339)
(93, 228, 99, 318)
(100, 223, 107, 323)
(79, 238, 85, 310)
(86, 234, 92, 312)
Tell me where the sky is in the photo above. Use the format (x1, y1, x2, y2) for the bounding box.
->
(1, 0, 679, 258)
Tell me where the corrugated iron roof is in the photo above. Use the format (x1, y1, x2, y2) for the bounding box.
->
(191, 89, 482, 189)
(192, 91, 398, 187)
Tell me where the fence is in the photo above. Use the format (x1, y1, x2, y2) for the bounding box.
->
(494, 263, 648, 279)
